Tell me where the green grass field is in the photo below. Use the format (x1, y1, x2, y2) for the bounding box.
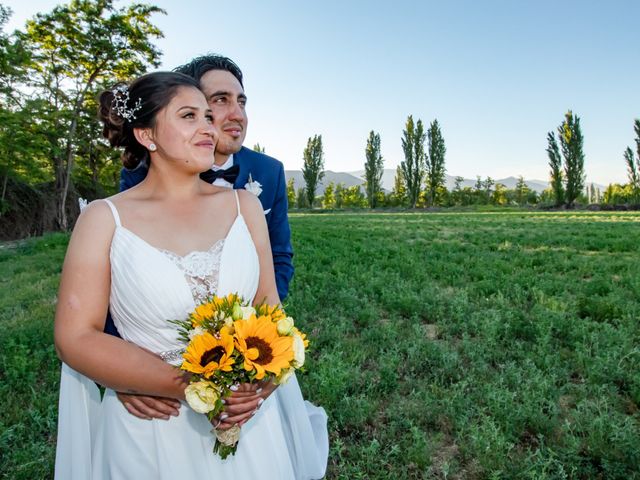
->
(1, 211, 639, 479)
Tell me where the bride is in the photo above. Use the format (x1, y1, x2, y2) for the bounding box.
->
(54, 71, 328, 479)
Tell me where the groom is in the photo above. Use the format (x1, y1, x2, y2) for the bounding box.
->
(113, 55, 294, 420)
(119, 54, 294, 300)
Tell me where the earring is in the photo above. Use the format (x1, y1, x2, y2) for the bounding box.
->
(148, 143, 157, 152)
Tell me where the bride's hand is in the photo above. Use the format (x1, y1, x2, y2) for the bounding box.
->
(212, 380, 278, 430)
(117, 392, 181, 420)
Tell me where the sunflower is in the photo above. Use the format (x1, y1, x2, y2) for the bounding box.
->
(234, 315, 294, 379)
(182, 331, 235, 378)
(190, 302, 217, 327)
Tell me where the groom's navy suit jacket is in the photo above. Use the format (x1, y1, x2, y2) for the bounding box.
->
(105, 146, 294, 337)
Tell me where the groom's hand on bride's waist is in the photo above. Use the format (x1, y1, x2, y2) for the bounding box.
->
(116, 392, 181, 420)
(213, 380, 278, 430)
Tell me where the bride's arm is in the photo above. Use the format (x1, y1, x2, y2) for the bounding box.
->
(239, 190, 281, 306)
(54, 201, 187, 400)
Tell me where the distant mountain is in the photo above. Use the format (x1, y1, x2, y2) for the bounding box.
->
(284, 170, 365, 195)
(285, 169, 605, 195)
(349, 169, 553, 193)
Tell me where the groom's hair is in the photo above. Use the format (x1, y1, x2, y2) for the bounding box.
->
(174, 54, 244, 88)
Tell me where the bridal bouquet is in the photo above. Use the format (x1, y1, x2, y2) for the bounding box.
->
(172, 293, 307, 459)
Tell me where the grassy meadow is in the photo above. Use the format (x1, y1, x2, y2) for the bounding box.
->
(1, 211, 639, 479)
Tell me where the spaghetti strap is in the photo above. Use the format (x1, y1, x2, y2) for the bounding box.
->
(102, 199, 122, 227)
(233, 189, 241, 217)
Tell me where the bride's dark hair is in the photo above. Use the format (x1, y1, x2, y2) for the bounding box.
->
(98, 72, 200, 169)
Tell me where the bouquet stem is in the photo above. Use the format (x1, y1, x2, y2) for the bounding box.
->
(213, 425, 241, 459)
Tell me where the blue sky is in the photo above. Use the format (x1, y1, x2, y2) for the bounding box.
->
(5, 0, 639, 184)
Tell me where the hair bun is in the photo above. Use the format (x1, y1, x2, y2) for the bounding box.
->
(97, 86, 146, 169)
(98, 89, 126, 147)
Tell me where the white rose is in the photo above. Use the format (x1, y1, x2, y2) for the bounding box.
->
(292, 333, 305, 368)
(277, 317, 294, 336)
(276, 367, 295, 385)
(184, 381, 219, 414)
(240, 306, 256, 320)
(188, 326, 206, 340)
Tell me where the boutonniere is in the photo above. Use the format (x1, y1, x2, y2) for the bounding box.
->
(244, 173, 263, 197)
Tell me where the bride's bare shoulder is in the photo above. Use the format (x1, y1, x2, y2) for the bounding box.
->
(67, 199, 118, 252)
(235, 190, 266, 231)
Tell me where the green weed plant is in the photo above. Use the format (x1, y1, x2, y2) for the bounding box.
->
(1, 212, 639, 479)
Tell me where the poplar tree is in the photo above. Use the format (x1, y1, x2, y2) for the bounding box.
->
(514, 176, 530, 205)
(302, 134, 324, 208)
(425, 119, 446, 206)
(390, 166, 406, 206)
(364, 130, 384, 208)
(286, 178, 295, 209)
(558, 111, 585, 208)
(400, 115, 426, 208)
(624, 119, 640, 203)
(546, 131, 564, 207)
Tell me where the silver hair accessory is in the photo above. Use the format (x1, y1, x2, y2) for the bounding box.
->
(112, 84, 142, 122)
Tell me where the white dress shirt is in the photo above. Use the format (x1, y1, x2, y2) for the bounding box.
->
(210, 156, 234, 188)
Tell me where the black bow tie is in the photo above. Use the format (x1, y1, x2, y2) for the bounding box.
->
(200, 164, 240, 184)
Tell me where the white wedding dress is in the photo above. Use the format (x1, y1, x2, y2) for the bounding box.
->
(55, 192, 328, 479)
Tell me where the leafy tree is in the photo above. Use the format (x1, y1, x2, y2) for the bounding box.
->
(334, 182, 345, 208)
(301, 134, 324, 209)
(253, 143, 265, 153)
(400, 115, 425, 208)
(557, 110, 585, 208)
(19, 0, 164, 229)
(322, 181, 335, 209)
(389, 166, 406, 206)
(546, 131, 564, 207)
(0, 5, 32, 209)
(603, 183, 634, 205)
(364, 130, 383, 208)
(286, 178, 296, 209)
(482, 176, 494, 204)
(491, 183, 507, 205)
(339, 185, 367, 208)
(425, 119, 446, 206)
(295, 187, 308, 208)
(514, 176, 530, 205)
(72, 87, 120, 195)
(452, 176, 464, 206)
(624, 119, 640, 203)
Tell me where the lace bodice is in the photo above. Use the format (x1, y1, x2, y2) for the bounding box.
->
(159, 240, 225, 304)
(100, 193, 260, 363)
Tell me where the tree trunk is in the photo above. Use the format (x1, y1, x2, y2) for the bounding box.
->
(1, 170, 7, 203)
(54, 155, 68, 230)
(0, 170, 8, 217)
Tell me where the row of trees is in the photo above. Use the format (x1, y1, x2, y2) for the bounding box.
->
(546, 112, 640, 208)
(295, 115, 449, 210)
(288, 111, 639, 210)
(287, 173, 545, 210)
